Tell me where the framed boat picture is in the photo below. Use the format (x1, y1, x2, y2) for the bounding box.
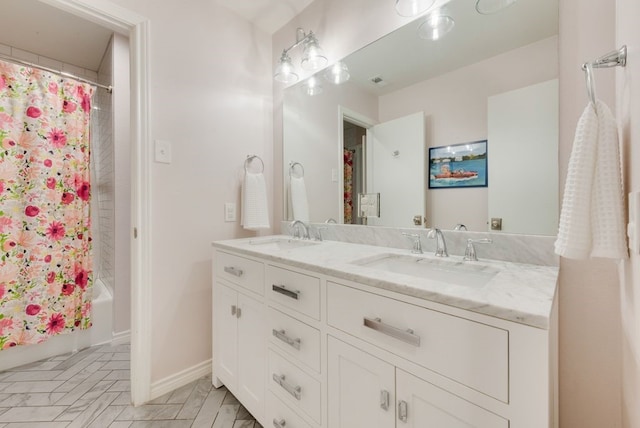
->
(428, 140, 488, 189)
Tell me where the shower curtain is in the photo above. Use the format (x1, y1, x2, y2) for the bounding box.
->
(344, 149, 354, 224)
(0, 60, 94, 349)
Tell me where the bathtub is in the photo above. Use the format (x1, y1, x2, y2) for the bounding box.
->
(0, 279, 114, 371)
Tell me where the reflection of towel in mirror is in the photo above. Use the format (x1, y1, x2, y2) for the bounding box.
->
(241, 171, 270, 230)
(555, 100, 627, 259)
(290, 176, 309, 222)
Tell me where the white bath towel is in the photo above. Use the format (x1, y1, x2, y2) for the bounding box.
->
(241, 171, 270, 230)
(555, 100, 628, 259)
(290, 175, 309, 222)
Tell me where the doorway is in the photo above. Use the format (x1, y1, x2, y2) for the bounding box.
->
(343, 120, 367, 225)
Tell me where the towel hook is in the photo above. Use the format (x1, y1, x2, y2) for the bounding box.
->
(244, 155, 264, 173)
(289, 161, 305, 179)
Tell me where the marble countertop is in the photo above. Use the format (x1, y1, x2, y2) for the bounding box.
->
(212, 235, 559, 329)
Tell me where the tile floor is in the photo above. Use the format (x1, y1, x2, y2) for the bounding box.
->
(0, 343, 262, 428)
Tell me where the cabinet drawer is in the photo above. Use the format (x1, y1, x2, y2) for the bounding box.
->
(269, 308, 321, 373)
(266, 266, 320, 320)
(267, 392, 315, 428)
(269, 350, 321, 424)
(215, 251, 264, 295)
(327, 282, 509, 402)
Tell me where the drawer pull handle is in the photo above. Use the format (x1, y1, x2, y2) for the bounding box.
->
(224, 266, 244, 277)
(273, 419, 286, 428)
(272, 284, 300, 300)
(380, 389, 390, 411)
(398, 400, 408, 423)
(231, 305, 237, 316)
(272, 329, 301, 350)
(272, 373, 302, 400)
(363, 317, 421, 347)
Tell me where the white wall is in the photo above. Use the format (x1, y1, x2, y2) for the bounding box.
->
(379, 37, 558, 232)
(108, 0, 274, 384)
(617, 0, 640, 426)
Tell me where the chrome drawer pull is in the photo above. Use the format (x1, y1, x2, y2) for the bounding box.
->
(273, 419, 286, 428)
(272, 373, 302, 400)
(272, 284, 300, 300)
(398, 400, 408, 423)
(272, 329, 301, 350)
(380, 389, 390, 411)
(224, 266, 244, 277)
(363, 317, 421, 347)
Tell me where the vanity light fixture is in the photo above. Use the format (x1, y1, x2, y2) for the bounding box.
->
(418, 10, 455, 40)
(324, 61, 350, 85)
(475, 0, 517, 15)
(274, 28, 328, 84)
(302, 75, 323, 96)
(395, 0, 436, 17)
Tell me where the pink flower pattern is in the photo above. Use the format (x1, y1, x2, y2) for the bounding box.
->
(0, 59, 93, 349)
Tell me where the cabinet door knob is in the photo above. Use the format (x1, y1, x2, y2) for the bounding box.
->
(236, 307, 242, 318)
(398, 400, 408, 423)
(231, 305, 237, 316)
(380, 389, 390, 411)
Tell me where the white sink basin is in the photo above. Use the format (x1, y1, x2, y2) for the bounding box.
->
(353, 254, 499, 287)
(248, 237, 319, 251)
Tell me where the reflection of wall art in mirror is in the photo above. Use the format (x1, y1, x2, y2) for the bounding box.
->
(429, 140, 488, 189)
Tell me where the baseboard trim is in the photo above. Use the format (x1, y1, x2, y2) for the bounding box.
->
(111, 330, 131, 346)
(149, 359, 212, 401)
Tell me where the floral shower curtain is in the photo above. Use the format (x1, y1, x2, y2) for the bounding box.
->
(0, 60, 94, 349)
(344, 149, 354, 224)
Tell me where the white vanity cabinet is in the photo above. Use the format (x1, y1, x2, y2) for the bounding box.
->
(212, 245, 557, 428)
(212, 251, 266, 422)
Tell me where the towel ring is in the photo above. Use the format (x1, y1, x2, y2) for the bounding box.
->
(289, 161, 305, 179)
(245, 155, 264, 173)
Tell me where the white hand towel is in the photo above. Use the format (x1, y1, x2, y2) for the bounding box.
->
(555, 100, 628, 259)
(241, 171, 270, 230)
(290, 175, 309, 222)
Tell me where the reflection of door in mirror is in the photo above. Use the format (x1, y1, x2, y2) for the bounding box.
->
(366, 112, 426, 228)
(343, 120, 367, 225)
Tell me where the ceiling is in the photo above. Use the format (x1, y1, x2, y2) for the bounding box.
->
(0, 0, 309, 72)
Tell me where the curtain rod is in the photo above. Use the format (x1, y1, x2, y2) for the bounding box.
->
(0, 53, 113, 93)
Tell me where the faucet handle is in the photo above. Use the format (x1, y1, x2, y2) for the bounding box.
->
(401, 232, 423, 254)
(464, 238, 493, 261)
(314, 226, 328, 241)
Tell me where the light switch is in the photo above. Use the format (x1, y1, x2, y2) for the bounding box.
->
(224, 202, 236, 222)
(155, 140, 172, 164)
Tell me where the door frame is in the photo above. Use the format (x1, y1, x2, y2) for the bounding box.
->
(41, 0, 152, 406)
(338, 106, 376, 224)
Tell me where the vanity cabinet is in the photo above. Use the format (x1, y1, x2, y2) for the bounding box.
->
(212, 246, 557, 428)
(212, 252, 266, 422)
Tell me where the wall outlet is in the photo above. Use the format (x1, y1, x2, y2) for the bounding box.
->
(224, 202, 236, 222)
(491, 217, 502, 231)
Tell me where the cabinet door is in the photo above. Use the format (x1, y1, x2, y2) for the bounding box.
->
(213, 282, 238, 390)
(395, 369, 508, 428)
(237, 292, 266, 421)
(328, 336, 395, 428)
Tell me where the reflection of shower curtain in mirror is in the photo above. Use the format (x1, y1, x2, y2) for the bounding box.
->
(0, 60, 94, 349)
(344, 149, 354, 223)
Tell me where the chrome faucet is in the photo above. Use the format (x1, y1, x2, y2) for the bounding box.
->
(402, 232, 423, 254)
(290, 220, 310, 240)
(463, 238, 493, 261)
(427, 228, 449, 257)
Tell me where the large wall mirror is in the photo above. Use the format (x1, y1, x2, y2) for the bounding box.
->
(283, 0, 559, 235)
